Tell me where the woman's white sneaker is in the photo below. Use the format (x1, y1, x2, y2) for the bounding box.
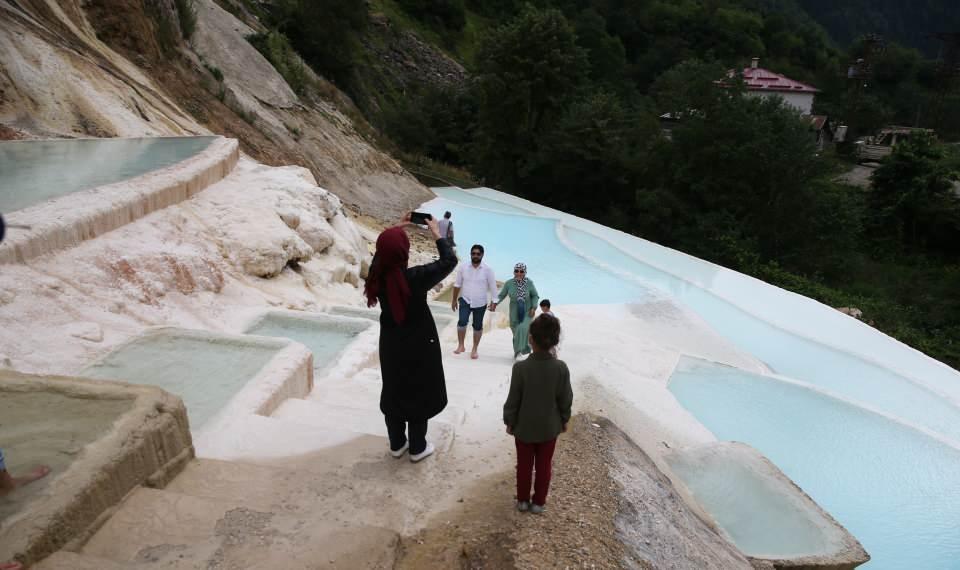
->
(390, 442, 409, 458)
(410, 442, 435, 463)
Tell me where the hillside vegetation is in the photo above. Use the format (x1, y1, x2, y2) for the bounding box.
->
(4, 0, 958, 369)
(290, 0, 956, 368)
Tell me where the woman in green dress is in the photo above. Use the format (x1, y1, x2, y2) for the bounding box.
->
(490, 262, 540, 358)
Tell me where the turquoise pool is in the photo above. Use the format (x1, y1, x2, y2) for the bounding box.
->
(82, 329, 281, 429)
(425, 195, 656, 304)
(244, 312, 369, 375)
(427, 186, 960, 568)
(669, 358, 960, 569)
(0, 136, 216, 212)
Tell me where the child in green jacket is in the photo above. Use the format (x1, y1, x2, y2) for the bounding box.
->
(503, 314, 573, 514)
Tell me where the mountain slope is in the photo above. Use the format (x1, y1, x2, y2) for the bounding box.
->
(796, 0, 959, 54)
(0, 0, 432, 219)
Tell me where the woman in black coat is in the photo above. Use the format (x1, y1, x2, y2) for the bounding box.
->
(363, 214, 458, 462)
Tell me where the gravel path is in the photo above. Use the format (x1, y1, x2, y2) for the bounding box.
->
(395, 414, 749, 569)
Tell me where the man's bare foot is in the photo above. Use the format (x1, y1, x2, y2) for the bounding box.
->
(14, 465, 51, 487)
(1, 465, 51, 497)
(453, 346, 465, 354)
(470, 350, 479, 360)
(1, 562, 23, 570)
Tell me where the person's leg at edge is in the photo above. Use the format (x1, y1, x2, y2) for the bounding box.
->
(515, 438, 535, 503)
(531, 438, 558, 507)
(470, 305, 486, 359)
(384, 416, 408, 454)
(408, 419, 428, 456)
(0, 448, 51, 498)
(455, 298, 470, 354)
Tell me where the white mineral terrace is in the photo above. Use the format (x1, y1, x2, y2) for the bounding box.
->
(0, 137, 238, 264)
(0, 140, 955, 568)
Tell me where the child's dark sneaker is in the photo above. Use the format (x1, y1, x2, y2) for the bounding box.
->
(517, 501, 530, 512)
(530, 504, 545, 514)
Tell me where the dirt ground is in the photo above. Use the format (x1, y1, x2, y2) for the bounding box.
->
(394, 414, 647, 569)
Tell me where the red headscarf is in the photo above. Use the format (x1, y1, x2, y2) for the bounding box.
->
(364, 226, 412, 324)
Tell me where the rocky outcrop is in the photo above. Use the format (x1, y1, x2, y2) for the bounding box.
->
(362, 13, 468, 103)
(0, 0, 433, 219)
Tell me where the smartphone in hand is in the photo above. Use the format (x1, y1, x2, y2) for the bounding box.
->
(410, 211, 433, 225)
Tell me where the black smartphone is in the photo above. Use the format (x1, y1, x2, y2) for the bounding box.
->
(410, 211, 433, 225)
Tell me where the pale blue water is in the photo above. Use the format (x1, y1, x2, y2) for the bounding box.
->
(459, 187, 960, 404)
(667, 443, 841, 557)
(669, 358, 960, 569)
(0, 136, 216, 212)
(245, 313, 369, 373)
(427, 186, 960, 569)
(430, 186, 533, 214)
(83, 330, 280, 429)
(424, 196, 655, 304)
(562, 225, 960, 444)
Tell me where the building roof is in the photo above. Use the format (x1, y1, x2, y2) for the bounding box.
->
(734, 59, 819, 94)
(806, 114, 828, 131)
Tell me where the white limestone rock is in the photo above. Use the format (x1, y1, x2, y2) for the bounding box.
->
(277, 209, 301, 230)
(296, 218, 336, 254)
(234, 233, 314, 278)
(64, 322, 104, 343)
(0, 289, 15, 305)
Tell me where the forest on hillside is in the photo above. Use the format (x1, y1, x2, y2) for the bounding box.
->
(796, 0, 960, 56)
(235, 0, 960, 369)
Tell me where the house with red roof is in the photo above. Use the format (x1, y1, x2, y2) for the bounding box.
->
(738, 57, 819, 115)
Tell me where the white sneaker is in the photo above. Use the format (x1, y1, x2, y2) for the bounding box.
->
(410, 441, 435, 463)
(390, 442, 409, 458)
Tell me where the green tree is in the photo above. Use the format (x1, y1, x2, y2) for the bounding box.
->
(651, 61, 859, 273)
(472, 6, 589, 189)
(572, 9, 627, 88)
(521, 92, 659, 220)
(869, 133, 960, 253)
(652, 58, 733, 118)
(270, 0, 368, 85)
(398, 0, 467, 32)
(382, 84, 477, 165)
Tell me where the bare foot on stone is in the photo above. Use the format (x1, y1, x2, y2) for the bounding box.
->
(0, 465, 51, 497)
(15, 465, 51, 487)
(471, 350, 479, 359)
(453, 346, 466, 355)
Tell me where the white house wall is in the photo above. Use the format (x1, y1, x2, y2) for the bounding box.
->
(746, 91, 814, 115)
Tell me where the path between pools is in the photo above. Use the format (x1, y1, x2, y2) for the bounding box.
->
(35, 317, 748, 569)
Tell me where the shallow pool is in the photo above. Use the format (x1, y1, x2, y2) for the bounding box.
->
(0, 136, 216, 212)
(428, 186, 960, 569)
(82, 329, 280, 429)
(244, 312, 369, 374)
(424, 196, 656, 304)
(0, 392, 132, 523)
(456, 187, 960, 405)
(669, 358, 960, 569)
(561, 225, 960, 444)
(666, 442, 848, 559)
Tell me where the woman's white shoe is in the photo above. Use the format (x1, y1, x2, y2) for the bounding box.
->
(389, 442, 409, 458)
(410, 441, 435, 463)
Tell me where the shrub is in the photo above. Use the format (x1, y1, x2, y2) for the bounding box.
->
(247, 30, 307, 95)
(175, 0, 197, 40)
(204, 62, 224, 82)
